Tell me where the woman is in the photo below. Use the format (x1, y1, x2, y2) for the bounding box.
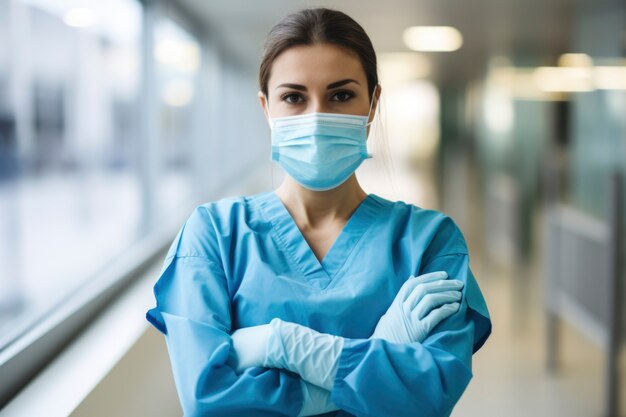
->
(146, 7, 492, 417)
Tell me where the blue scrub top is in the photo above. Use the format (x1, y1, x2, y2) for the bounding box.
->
(146, 190, 492, 417)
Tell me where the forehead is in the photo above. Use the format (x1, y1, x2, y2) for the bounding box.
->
(267, 43, 366, 89)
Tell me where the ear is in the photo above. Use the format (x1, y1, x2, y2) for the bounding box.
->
(258, 91, 269, 120)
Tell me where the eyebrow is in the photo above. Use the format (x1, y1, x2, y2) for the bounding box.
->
(274, 79, 360, 91)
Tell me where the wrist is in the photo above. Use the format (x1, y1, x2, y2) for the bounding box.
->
(264, 317, 286, 368)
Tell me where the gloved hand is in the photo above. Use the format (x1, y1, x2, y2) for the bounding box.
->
(226, 324, 272, 374)
(227, 323, 341, 416)
(371, 270, 463, 344)
(227, 319, 343, 393)
(265, 318, 343, 391)
(227, 320, 344, 390)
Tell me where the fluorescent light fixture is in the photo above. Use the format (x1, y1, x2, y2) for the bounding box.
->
(533, 66, 594, 92)
(63, 7, 97, 28)
(403, 26, 463, 52)
(487, 53, 626, 97)
(154, 20, 201, 73)
(154, 40, 200, 72)
(558, 53, 593, 67)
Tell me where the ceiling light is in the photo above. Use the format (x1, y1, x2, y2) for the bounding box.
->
(533, 67, 594, 92)
(558, 53, 593, 67)
(154, 40, 200, 73)
(403, 26, 463, 52)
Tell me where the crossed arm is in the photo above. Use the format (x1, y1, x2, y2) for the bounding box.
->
(148, 253, 485, 417)
(227, 270, 465, 416)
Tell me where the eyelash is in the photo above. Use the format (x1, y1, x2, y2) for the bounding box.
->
(279, 93, 303, 104)
(331, 90, 355, 102)
(279, 90, 355, 104)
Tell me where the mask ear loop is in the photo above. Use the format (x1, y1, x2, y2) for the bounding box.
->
(264, 94, 274, 129)
(264, 94, 277, 189)
(364, 84, 379, 159)
(365, 84, 378, 127)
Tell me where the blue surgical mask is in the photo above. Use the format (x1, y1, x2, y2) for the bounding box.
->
(266, 85, 377, 191)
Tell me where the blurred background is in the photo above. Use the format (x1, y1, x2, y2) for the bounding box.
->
(0, 0, 624, 416)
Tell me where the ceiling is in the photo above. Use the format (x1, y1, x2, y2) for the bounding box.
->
(177, 0, 575, 86)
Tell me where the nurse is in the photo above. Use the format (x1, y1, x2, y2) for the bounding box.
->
(146, 7, 492, 417)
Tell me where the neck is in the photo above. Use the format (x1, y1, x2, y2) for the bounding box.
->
(274, 175, 368, 228)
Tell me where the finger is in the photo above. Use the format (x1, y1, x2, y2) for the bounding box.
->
(404, 279, 464, 309)
(414, 271, 448, 283)
(412, 291, 462, 318)
(420, 302, 461, 334)
(397, 271, 448, 301)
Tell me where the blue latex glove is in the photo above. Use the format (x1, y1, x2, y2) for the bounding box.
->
(227, 323, 344, 392)
(265, 318, 343, 391)
(371, 270, 463, 343)
(227, 324, 272, 374)
(227, 320, 342, 416)
(227, 322, 342, 387)
(227, 323, 341, 416)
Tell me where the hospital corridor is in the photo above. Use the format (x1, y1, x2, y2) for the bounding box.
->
(0, 0, 625, 416)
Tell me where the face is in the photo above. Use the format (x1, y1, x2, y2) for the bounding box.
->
(259, 42, 381, 125)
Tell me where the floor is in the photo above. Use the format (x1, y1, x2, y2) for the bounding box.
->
(453, 226, 625, 417)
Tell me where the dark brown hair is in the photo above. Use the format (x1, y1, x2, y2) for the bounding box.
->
(259, 8, 378, 100)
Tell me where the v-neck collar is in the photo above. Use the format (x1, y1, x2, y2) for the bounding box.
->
(254, 190, 382, 288)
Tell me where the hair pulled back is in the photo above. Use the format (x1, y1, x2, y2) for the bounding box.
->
(259, 8, 378, 100)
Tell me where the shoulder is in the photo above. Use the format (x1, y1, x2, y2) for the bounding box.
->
(371, 194, 468, 258)
(165, 193, 254, 260)
(370, 194, 445, 224)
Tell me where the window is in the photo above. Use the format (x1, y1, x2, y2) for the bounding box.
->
(0, 0, 145, 350)
(0, 0, 270, 406)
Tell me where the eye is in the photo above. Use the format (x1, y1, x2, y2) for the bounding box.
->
(280, 92, 305, 104)
(330, 90, 354, 102)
